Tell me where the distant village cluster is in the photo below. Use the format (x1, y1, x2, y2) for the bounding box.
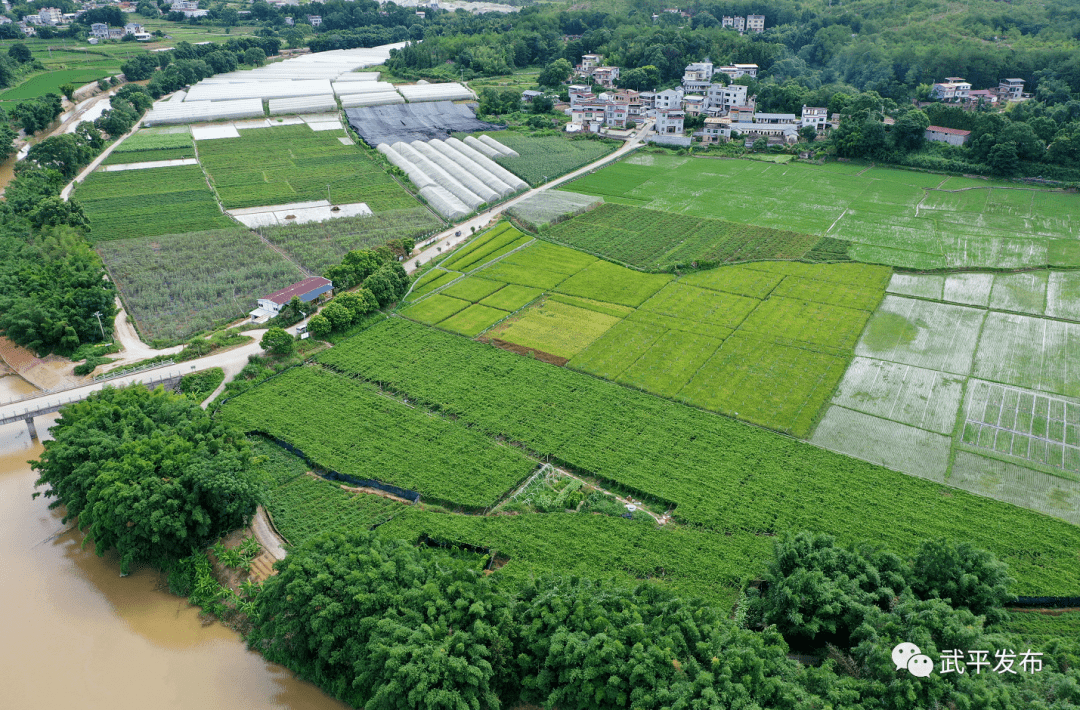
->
(565, 54, 821, 147)
(560, 54, 1030, 148)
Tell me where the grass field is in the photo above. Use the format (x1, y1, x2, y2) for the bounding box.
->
(76, 164, 234, 240)
(221, 367, 537, 508)
(97, 228, 303, 341)
(561, 154, 1079, 269)
(312, 318, 1080, 598)
(0, 68, 113, 102)
(464, 131, 619, 187)
(196, 124, 420, 211)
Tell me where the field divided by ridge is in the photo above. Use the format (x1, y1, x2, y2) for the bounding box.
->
(561, 154, 1079, 269)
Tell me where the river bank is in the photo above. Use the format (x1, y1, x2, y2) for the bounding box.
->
(0, 419, 348, 710)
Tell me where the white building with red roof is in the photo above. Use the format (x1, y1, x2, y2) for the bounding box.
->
(249, 276, 333, 323)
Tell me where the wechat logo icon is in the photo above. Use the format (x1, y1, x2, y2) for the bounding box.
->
(893, 642, 934, 677)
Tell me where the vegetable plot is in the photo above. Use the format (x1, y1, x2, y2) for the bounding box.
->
(221, 366, 537, 508)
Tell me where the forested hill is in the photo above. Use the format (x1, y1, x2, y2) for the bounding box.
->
(382, 0, 1080, 102)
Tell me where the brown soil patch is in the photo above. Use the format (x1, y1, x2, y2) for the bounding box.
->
(341, 484, 415, 505)
(479, 336, 568, 366)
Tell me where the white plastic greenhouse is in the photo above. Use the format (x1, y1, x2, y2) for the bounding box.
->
(185, 79, 334, 102)
(333, 72, 381, 82)
(426, 139, 512, 198)
(419, 184, 469, 220)
(463, 135, 501, 159)
(393, 142, 485, 210)
(331, 81, 396, 95)
(411, 141, 500, 203)
(477, 134, 519, 157)
(444, 137, 528, 191)
(268, 95, 339, 115)
(144, 99, 265, 126)
(397, 82, 475, 102)
(377, 143, 436, 190)
(339, 92, 405, 108)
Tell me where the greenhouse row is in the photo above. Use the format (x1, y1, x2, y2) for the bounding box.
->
(376, 137, 526, 219)
(268, 95, 340, 116)
(144, 98, 266, 126)
(339, 92, 405, 108)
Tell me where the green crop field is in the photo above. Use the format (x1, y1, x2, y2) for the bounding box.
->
(196, 124, 420, 211)
(490, 298, 623, 358)
(440, 223, 532, 272)
(76, 164, 234, 240)
(465, 132, 619, 186)
(403, 234, 890, 436)
(561, 154, 1080, 269)
(221, 366, 537, 508)
(101, 129, 196, 165)
(0, 67, 113, 102)
(406, 268, 462, 302)
(543, 203, 822, 270)
(311, 318, 1080, 597)
(257, 209, 441, 275)
(97, 228, 303, 341)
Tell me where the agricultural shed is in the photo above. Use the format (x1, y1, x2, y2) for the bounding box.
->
(345, 101, 502, 147)
(250, 276, 333, 322)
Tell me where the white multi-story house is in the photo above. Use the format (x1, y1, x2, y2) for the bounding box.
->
(655, 109, 684, 134)
(716, 63, 758, 81)
(746, 14, 765, 32)
(170, 0, 197, 10)
(706, 83, 747, 113)
(38, 7, 62, 24)
(997, 78, 1025, 101)
(700, 116, 726, 143)
(90, 22, 109, 38)
(604, 102, 629, 128)
(733, 16, 745, 32)
(801, 105, 828, 131)
(591, 66, 619, 88)
(931, 77, 971, 102)
(23, 14, 41, 24)
(307, 14, 322, 26)
(578, 53, 603, 74)
(683, 95, 705, 116)
(721, 15, 734, 28)
(682, 61, 713, 92)
(654, 87, 683, 111)
(124, 22, 142, 34)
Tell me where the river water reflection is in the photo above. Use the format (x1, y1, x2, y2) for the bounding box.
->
(0, 420, 350, 710)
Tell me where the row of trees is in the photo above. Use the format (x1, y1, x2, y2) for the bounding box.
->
(250, 528, 1079, 710)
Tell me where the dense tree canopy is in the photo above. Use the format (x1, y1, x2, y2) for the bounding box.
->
(32, 386, 259, 574)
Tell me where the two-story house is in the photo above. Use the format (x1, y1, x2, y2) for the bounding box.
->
(801, 105, 828, 132)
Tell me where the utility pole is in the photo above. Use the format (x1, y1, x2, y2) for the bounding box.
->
(93, 311, 106, 341)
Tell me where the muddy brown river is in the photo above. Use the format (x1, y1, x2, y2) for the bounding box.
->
(0, 420, 350, 710)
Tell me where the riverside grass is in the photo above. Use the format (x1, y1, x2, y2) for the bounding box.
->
(313, 318, 1080, 598)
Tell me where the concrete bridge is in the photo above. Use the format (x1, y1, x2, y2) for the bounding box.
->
(0, 365, 189, 438)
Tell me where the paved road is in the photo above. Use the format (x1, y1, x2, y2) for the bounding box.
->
(405, 120, 653, 274)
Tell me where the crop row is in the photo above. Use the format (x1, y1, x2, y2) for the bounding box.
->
(315, 318, 1080, 595)
(97, 228, 304, 341)
(472, 132, 618, 187)
(543, 203, 819, 270)
(219, 365, 538, 508)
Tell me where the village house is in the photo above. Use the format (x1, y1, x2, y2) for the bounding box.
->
(733, 16, 745, 31)
(965, 89, 998, 107)
(801, 105, 828, 131)
(699, 116, 727, 144)
(90, 22, 109, 38)
(655, 108, 685, 134)
(591, 66, 620, 88)
(722, 122, 798, 144)
(997, 78, 1026, 101)
(925, 125, 971, 146)
(612, 89, 644, 119)
(705, 83, 747, 114)
(931, 77, 971, 102)
(682, 61, 713, 92)
(654, 87, 683, 111)
(729, 105, 755, 123)
(746, 14, 765, 32)
(716, 63, 758, 81)
(249, 277, 333, 323)
(521, 90, 544, 103)
(753, 112, 798, 125)
(307, 14, 322, 26)
(682, 95, 706, 116)
(37, 7, 62, 24)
